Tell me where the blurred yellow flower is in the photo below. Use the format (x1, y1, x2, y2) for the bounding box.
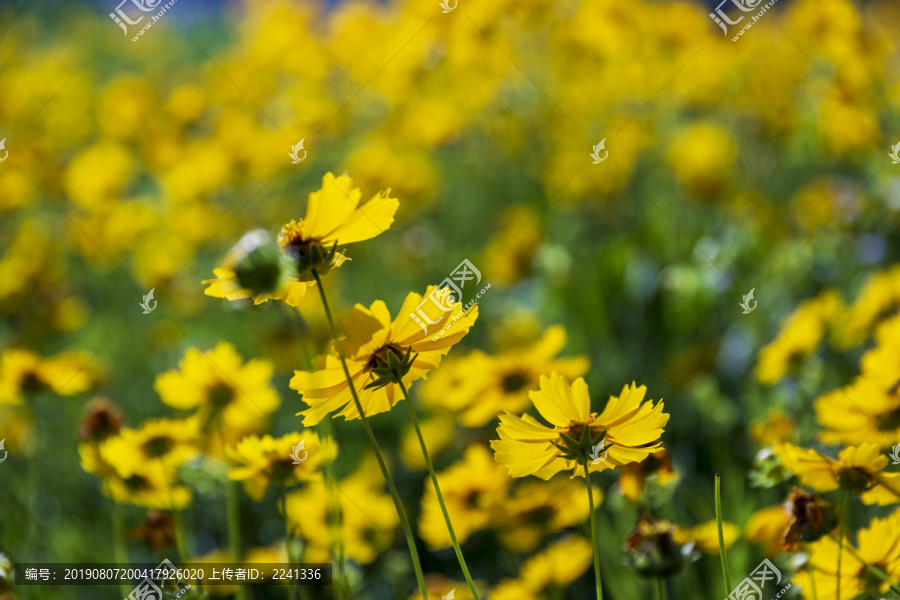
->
(745, 504, 792, 557)
(794, 509, 900, 600)
(834, 266, 900, 348)
(666, 123, 735, 197)
(859, 313, 900, 390)
(815, 375, 900, 447)
(498, 478, 599, 553)
(100, 463, 192, 510)
(490, 536, 592, 600)
(0, 348, 98, 405)
(100, 416, 200, 476)
(285, 458, 398, 565)
(420, 325, 589, 427)
(418, 445, 510, 550)
(491, 372, 668, 479)
(154, 342, 280, 449)
(227, 431, 337, 497)
(616, 447, 678, 501)
(292, 285, 478, 426)
(399, 414, 455, 470)
(756, 290, 842, 384)
(674, 520, 738, 554)
(750, 410, 796, 446)
(776, 442, 900, 505)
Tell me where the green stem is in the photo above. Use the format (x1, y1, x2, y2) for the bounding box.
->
(836, 492, 847, 600)
(111, 502, 132, 600)
(398, 380, 481, 600)
(226, 480, 248, 600)
(583, 455, 604, 600)
(321, 421, 347, 600)
(715, 474, 732, 596)
(311, 269, 429, 600)
(280, 485, 295, 600)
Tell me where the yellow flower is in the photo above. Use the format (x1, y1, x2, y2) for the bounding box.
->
(418, 445, 511, 550)
(859, 313, 900, 390)
(834, 265, 900, 348)
(100, 463, 192, 510)
(666, 123, 735, 196)
(154, 343, 280, 449)
(756, 290, 842, 384)
(292, 286, 478, 426)
(227, 432, 337, 497)
(490, 536, 592, 600)
(616, 447, 678, 501)
(794, 509, 900, 600)
(775, 442, 900, 504)
(491, 372, 668, 479)
(100, 417, 200, 477)
(204, 172, 398, 306)
(497, 478, 599, 553)
(0, 348, 98, 405)
(815, 376, 900, 447)
(745, 505, 792, 557)
(420, 325, 589, 427)
(285, 457, 398, 565)
(674, 520, 739, 554)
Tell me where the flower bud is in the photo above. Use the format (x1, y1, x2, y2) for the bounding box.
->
(229, 229, 284, 295)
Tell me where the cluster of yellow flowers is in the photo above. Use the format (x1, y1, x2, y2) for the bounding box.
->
(747, 265, 900, 599)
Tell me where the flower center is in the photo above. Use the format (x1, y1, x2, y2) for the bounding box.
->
(837, 466, 876, 493)
(124, 475, 151, 492)
(143, 435, 175, 459)
(367, 344, 406, 372)
(208, 383, 235, 410)
(501, 372, 530, 393)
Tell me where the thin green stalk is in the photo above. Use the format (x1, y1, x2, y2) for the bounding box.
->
(320, 421, 348, 600)
(226, 480, 248, 600)
(583, 454, 604, 600)
(656, 578, 667, 600)
(715, 474, 732, 596)
(111, 502, 132, 599)
(398, 380, 481, 600)
(312, 269, 429, 600)
(836, 492, 847, 600)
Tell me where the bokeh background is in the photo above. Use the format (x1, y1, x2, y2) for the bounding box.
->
(3, 0, 900, 598)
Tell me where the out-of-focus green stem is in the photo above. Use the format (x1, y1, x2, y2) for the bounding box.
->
(715, 474, 732, 596)
(583, 454, 603, 600)
(226, 480, 248, 600)
(112, 502, 132, 599)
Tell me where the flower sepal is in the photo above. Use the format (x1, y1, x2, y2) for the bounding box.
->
(551, 426, 605, 466)
(365, 347, 418, 391)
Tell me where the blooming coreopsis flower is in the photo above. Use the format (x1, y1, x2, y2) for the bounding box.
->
(419, 325, 589, 426)
(491, 372, 668, 479)
(154, 342, 280, 448)
(204, 173, 398, 306)
(776, 442, 900, 505)
(0, 348, 98, 405)
(100, 463, 192, 510)
(100, 417, 200, 476)
(227, 432, 337, 497)
(291, 286, 478, 426)
(793, 509, 900, 600)
(490, 536, 593, 600)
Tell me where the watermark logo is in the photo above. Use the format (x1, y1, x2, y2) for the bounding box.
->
(889, 142, 900, 164)
(140, 288, 157, 314)
(0, 439, 7, 464)
(890, 443, 900, 465)
(125, 558, 191, 600)
(410, 259, 490, 339)
(290, 440, 308, 465)
(590, 139, 608, 164)
(725, 559, 789, 600)
(111, 0, 183, 42)
(439, 0, 457, 13)
(710, 0, 779, 40)
(289, 139, 307, 164)
(442, 589, 456, 600)
(589, 439, 607, 465)
(0, 139, 7, 163)
(740, 288, 757, 314)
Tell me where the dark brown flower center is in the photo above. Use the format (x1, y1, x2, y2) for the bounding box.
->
(143, 435, 175, 459)
(501, 372, 530, 393)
